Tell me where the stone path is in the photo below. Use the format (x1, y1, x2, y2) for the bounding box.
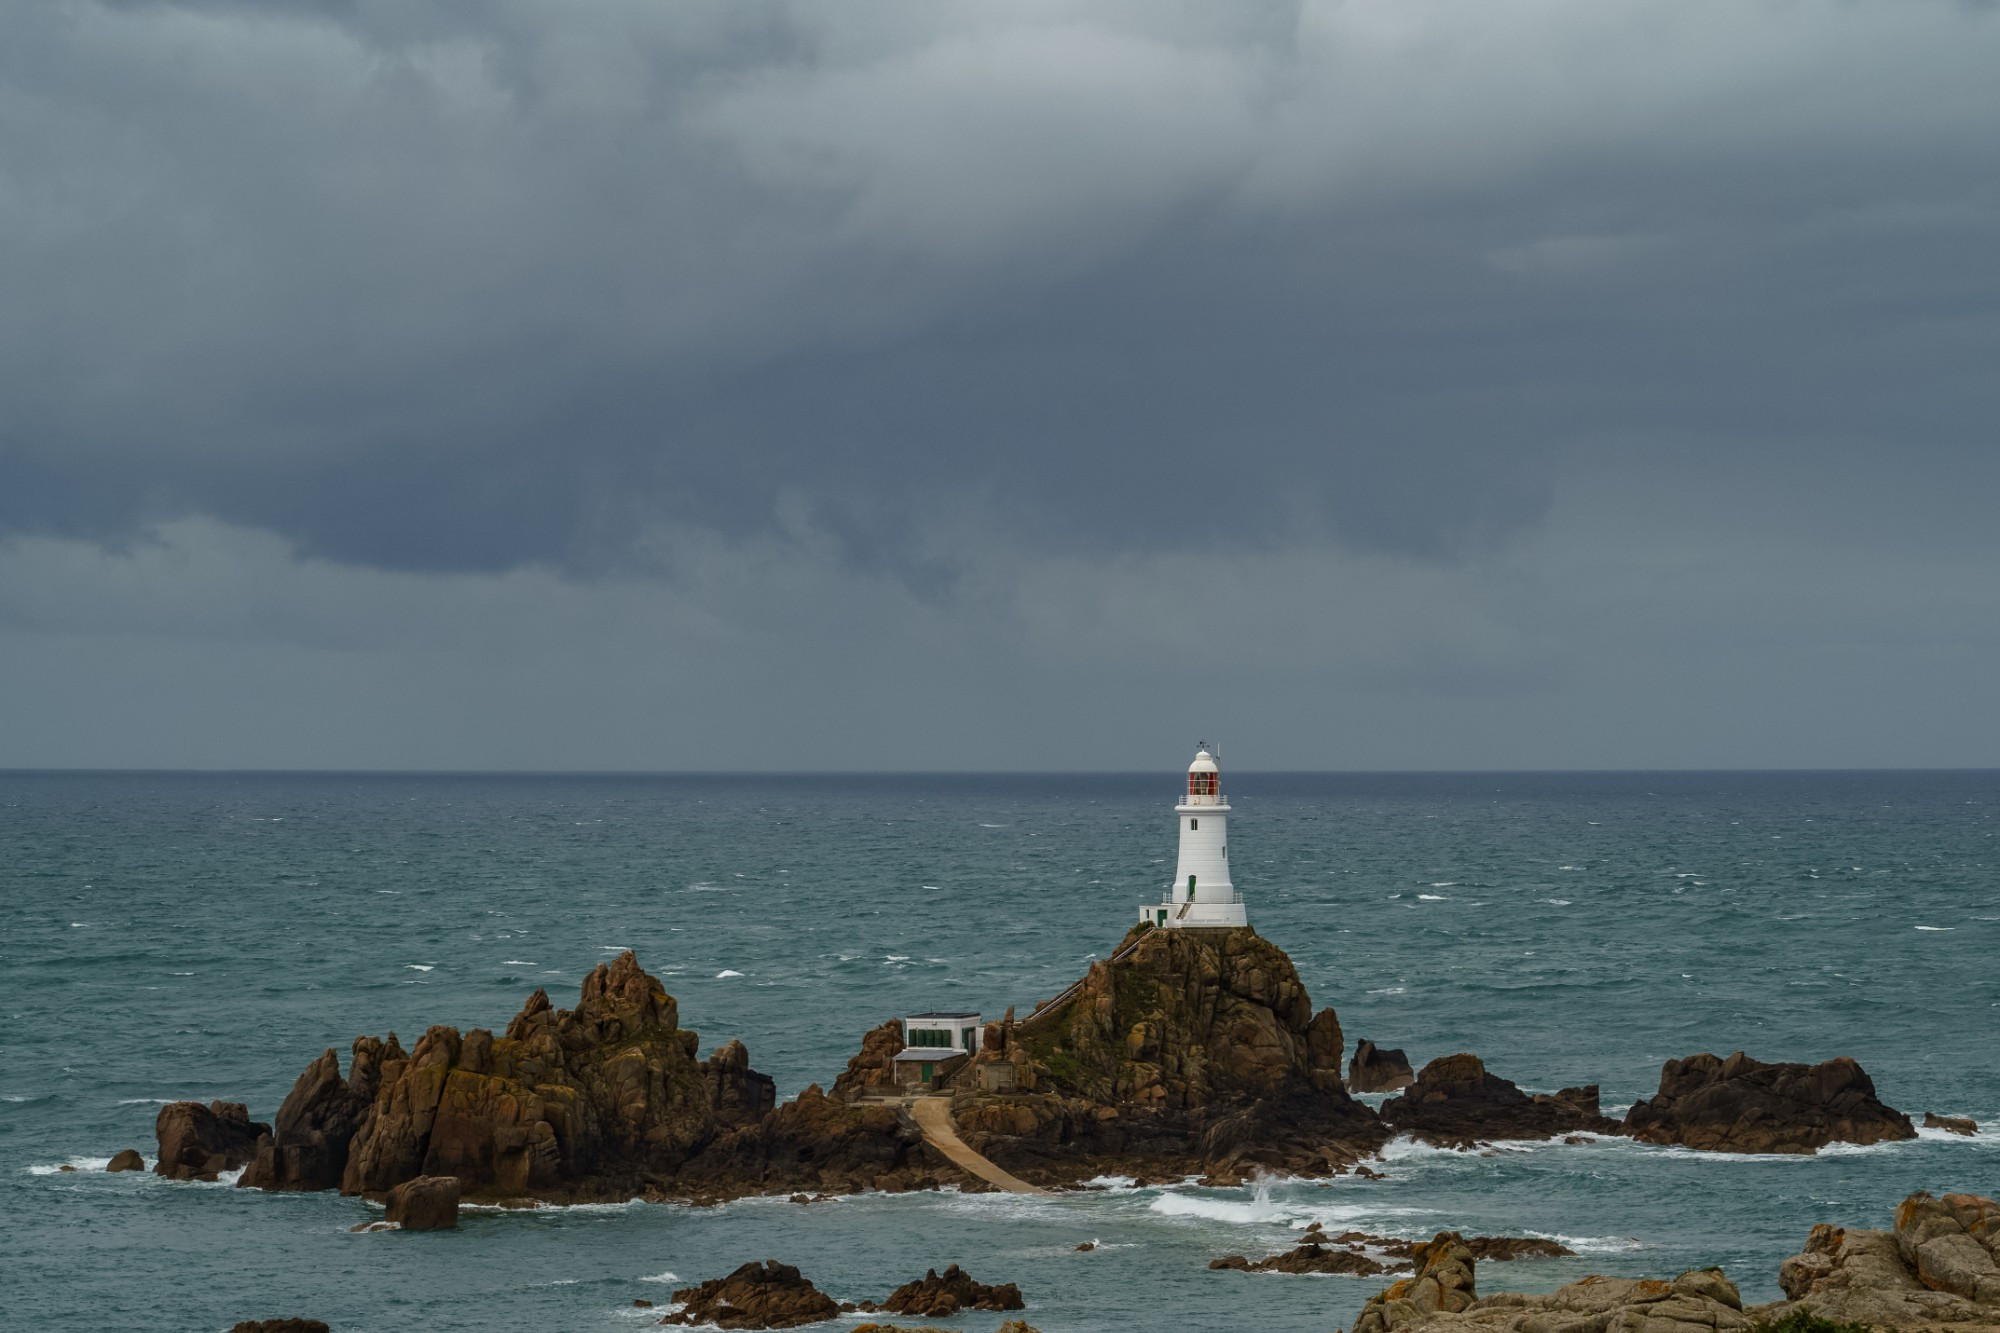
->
(909, 1096, 1049, 1196)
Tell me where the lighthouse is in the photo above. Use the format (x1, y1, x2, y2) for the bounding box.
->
(1138, 743, 1249, 930)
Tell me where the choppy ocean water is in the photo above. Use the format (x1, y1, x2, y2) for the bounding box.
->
(3, 769, 1996, 1333)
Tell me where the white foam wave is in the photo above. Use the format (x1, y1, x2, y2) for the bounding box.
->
(1530, 1231, 1644, 1254)
(1, 1094, 35, 1102)
(1084, 1174, 1138, 1190)
(1366, 986, 1407, 995)
(1914, 926, 1954, 932)
(638, 1271, 681, 1284)
(1539, 899, 1573, 906)
(30, 1156, 112, 1175)
(501, 960, 536, 966)
(978, 823, 1008, 828)
(715, 969, 744, 978)
(404, 964, 434, 972)
(1417, 894, 1448, 901)
(115, 1098, 177, 1105)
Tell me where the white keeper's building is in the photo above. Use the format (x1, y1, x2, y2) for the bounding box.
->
(1140, 744, 1249, 930)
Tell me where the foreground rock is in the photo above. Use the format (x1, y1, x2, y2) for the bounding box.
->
(661, 1261, 840, 1328)
(1352, 1231, 1749, 1333)
(155, 1101, 270, 1181)
(1927, 1112, 1980, 1136)
(878, 1264, 1025, 1317)
(235, 952, 947, 1203)
(949, 926, 1386, 1184)
(1350, 1040, 1416, 1093)
(1378, 1054, 1617, 1147)
(106, 1148, 145, 1172)
(1772, 1190, 2000, 1328)
(1213, 1225, 1572, 1277)
(1623, 1051, 1916, 1154)
(384, 1174, 459, 1230)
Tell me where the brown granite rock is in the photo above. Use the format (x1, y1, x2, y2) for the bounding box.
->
(1379, 1054, 1616, 1147)
(228, 1322, 330, 1333)
(829, 1019, 906, 1101)
(1927, 1112, 1981, 1136)
(384, 1174, 460, 1230)
(661, 1260, 841, 1328)
(241, 1037, 397, 1191)
(106, 1149, 145, 1172)
(881, 1263, 1025, 1317)
(155, 1101, 270, 1181)
(1623, 1051, 1915, 1154)
(1214, 1226, 1571, 1278)
(1770, 1190, 2000, 1329)
(950, 926, 1386, 1184)
(1352, 1231, 1479, 1333)
(1350, 1039, 1417, 1094)
(674, 1082, 953, 1197)
(703, 1039, 778, 1128)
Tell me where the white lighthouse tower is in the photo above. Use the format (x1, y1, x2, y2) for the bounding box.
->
(1139, 743, 1249, 930)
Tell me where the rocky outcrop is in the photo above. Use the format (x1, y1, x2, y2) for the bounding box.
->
(232, 952, 951, 1203)
(1350, 1040, 1417, 1093)
(1379, 1054, 1617, 1147)
(703, 1039, 777, 1128)
(106, 1149, 145, 1172)
(1353, 1232, 1480, 1333)
(1927, 1112, 1980, 1136)
(155, 1101, 269, 1181)
(1771, 1191, 2000, 1328)
(879, 1264, 1025, 1317)
(661, 1260, 841, 1328)
(674, 1083, 953, 1197)
(1353, 1236, 1748, 1333)
(1213, 1225, 1573, 1278)
(949, 926, 1385, 1183)
(1623, 1051, 1916, 1154)
(241, 1037, 397, 1191)
(829, 1019, 905, 1101)
(384, 1174, 459, 1230)
(228, 1322, 330, 1333)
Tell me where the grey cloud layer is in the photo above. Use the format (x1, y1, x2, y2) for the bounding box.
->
(7, 0, 1998, 578)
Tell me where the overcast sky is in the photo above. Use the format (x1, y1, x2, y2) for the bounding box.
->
(3, 0, 1998, 770)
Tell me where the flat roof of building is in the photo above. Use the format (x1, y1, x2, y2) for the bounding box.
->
(893, 1048, 969, 1061)
(905, 1012, 981, 1021)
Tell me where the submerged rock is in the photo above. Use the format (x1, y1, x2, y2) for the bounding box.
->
(950, 926, 1385, 1183)
(155, 1101, 269, 1181)
(660, 1260, 841, 1328)
(1622, 1051, 1915, 1154)
(1771, 1190, 2000, 1328)
(880, 1263, 1025, 1317)
(1926, 1112, 1980, 1137)
(1378, 1054, 1615, 1147)
(1218, 1226, 1572, 1279)
(106, 1149, 145, 1172)
(384, 1174, 459, 1230)
(1350, 1039, 1417, 1094)
(228, 1322, 330, 1333)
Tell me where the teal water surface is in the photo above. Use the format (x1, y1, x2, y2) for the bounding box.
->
(3, 770, 1997, 1332)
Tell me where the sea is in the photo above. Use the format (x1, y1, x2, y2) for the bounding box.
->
(3, 770, 1996, 1333)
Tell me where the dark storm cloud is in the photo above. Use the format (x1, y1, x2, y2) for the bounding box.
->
(3, 0, 1998, 579)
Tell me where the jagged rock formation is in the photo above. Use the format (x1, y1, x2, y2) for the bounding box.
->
(1927, 1112, 1980, 1136)
(1379, 1054, 1617, 1147)
(1213, 1225, 1573, 1277)
(949, 926, 1384, 1183)
(829, 1019, 905, 1100)
(238, 952, 943, 1204)
(1353, 1232, 1480, 1333)
(1350, 1039, 1417, 1093)
(106, 1149, 144, 1172)
(1353, 1234, 1749, 1333)
(1772, 1190, 2000, 1329)
(241, 1037, 398, 1191)
(877, 1264, 1025, 1317)
(1623, 1051, 1916, 1154)
(155, 1101, 269, 1181)
(384, 1174, 459, 1230)
(660, 1260, 841, 1328)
